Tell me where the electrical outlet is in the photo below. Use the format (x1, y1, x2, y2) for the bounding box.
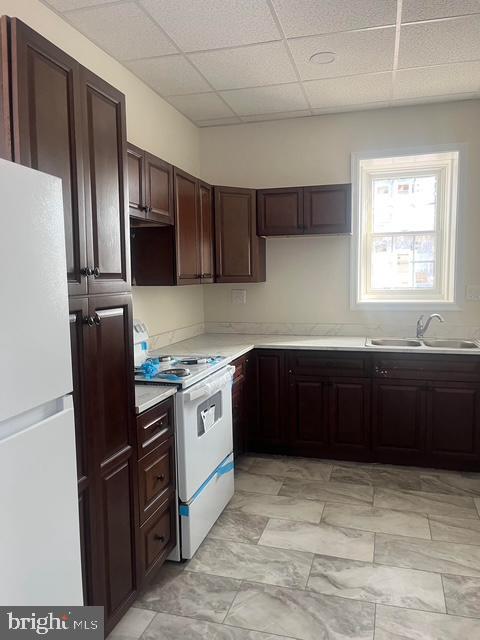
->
(232, 289, 246, 305)
(466, 285, 480, 301)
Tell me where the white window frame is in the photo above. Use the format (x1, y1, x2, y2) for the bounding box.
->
(350, 145, 465, 310)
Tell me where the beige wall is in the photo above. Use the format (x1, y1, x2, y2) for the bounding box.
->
(1, 0, 205, 339)
(200, 100, 480, 335)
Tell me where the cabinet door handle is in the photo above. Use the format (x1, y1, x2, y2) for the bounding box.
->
(154, 534, 165, 542)
(93, 313, 101, 326)
(84, 315, 94, 326)
(93, 266, 100, 278)
(81, 267, 94, 277)
(156, 474, 165, 482)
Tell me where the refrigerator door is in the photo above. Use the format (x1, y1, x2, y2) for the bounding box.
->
(0, 159, 72, 422)
(0, 396, 83, 605)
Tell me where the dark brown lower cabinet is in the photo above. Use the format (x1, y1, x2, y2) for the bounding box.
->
(251, 350, 287, 452)
(288, 376, 329, 456)
(231, 354, 250, 456)
(329, 378, 371, 458)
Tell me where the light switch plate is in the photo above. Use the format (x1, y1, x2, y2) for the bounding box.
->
(466, 285, 480, 301)
(232, 289, 246, 305)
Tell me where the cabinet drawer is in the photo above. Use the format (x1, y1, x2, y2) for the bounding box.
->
(231, 354, 249, 384)
(139, 496, 176, 580)
(138, 437, 175, 524)
(137, 396, 174, 457)
(373, 355, 480, 382)
(289, 351, 369, 377)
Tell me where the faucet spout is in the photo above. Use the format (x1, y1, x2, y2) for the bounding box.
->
(416, 313, 445, 339)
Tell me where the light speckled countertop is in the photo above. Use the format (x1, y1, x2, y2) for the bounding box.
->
(134, 384, 176, 414)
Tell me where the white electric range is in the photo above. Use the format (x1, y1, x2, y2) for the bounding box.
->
(133, 323, 235, 560)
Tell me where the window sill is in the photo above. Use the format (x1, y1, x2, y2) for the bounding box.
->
(351, 300, 461, 311)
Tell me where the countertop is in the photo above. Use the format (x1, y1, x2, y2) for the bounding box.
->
(151, 333, 480, 363)
(134, 383, 176, 414)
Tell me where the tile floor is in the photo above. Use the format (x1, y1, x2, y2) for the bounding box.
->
(110, 455, 480, 640)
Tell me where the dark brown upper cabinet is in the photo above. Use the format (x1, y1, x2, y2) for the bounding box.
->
(81, 67, 130, 295)
(3, 17, 87, 295)
(257, 183, 351, 236)
(304, 184, 352, 234)
(257, 187, 304, 236)
(0, 17, 12, 160)
(198, 180, 214, 283)
(174, 167, 201, 284)
(127, 142, 174, 226)
(214, 185, 266, 283)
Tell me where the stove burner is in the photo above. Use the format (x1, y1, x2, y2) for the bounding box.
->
(159, 367, 191, 378)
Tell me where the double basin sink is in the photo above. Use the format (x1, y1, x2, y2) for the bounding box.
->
(366, 338, 479, 350)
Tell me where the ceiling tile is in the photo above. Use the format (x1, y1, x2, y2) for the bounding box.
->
(399, 15, 480, 68)
(220, 83, 308, 115)
(394, 61, 480, 99)
(66, 2, 176, 60)
(42, 0, 117, 10)
(140, 0, 280, 52)
(124, 56, 211, 96)
(197, 116, 243, 127)
(240, 109, 311, 122)
(288, 28, 395, 80)
(272, 0, 397, 38)
(167, 93, 234, 120)
(402, 0, 480, 23)
(188, 41, 297, 90)
(304, 72, 392, 108)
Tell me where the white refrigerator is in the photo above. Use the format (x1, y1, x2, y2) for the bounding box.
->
(0, 159, 83, 605)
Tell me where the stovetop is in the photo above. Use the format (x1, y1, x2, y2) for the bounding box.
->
(134, 354, 227, 389)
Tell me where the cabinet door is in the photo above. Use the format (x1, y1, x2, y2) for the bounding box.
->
(329, 378, 371, 459)
(252, 350, 286, 452)
(304, 184, 351, 234)
(87, 294, 137, 630)
(8, 18, 87, 295)
(257, 187, 304, 236)
(372, 380, 426, 465)
(198, 180, 214, 282)
(215, 186, 266, 283)
(81, 67, 130, 294)
(145, 152, 173, 225)
(69, 298, 96, 605)
(174, 168, 201, 284)
(0, 17, 12, 160)
(231, 354, 250, 456)
(127, 143, 146, 221)
(427, 382, 480, 468)
(288, 375, 329, 457)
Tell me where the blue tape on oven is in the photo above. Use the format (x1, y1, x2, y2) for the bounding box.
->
(179, 457, 234, 518)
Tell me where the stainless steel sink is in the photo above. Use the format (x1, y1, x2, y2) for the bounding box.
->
(369, 338, 422, 347)
(422, 339, 480, 349)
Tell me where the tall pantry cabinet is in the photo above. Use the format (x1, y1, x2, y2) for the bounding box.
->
(0, 17, 136, 632)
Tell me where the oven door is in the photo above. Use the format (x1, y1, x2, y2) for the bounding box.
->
(176, 366, 234, 502)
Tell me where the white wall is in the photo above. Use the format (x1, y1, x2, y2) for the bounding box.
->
(200, 100, 480, 337)
(0, 0, 205, 342)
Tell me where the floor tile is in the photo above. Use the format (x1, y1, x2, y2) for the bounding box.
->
(107, 607, 155, 640)
(227, 490, 324, 524)
(258, 518, 374, 562)
(322, 503, 430, 539)
(135, 569, 241, 623)
(443, 574, 480, 619)
(186, 537, 313, 589)
(209, 509, 269, 544)
(374, 487, 478, 518)
(142, 612, 294, 640)
(330, 464, 422, 491)
(225, 582, 375, 640)
(234, 455, 256, 472)
(375, 604, 480, 640)
(280, 478, 373, 506)
(375, 533, 480, 577)
(248, 457, 332, 482)
(307, 555, 445, 612)
(429, 514, 480, 545)
(420, 471, 480, 497)
(475, 497, 480, 516)
(234, 470, 283, 495)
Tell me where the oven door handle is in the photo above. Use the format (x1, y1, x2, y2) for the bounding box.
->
(184, 365, 234, 403)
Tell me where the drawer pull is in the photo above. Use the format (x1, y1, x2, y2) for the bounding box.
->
(156, 474, 166, 482)
(154, 534, 165, 542)
(143, 416, 167, 431)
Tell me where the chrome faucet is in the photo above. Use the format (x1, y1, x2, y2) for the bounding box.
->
(416, 313, 445, 339)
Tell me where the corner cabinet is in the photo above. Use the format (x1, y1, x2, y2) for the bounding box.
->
(257, 184, 351, 236)
(215, 186, 266, 283)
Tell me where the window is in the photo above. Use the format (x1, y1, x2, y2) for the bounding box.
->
(352, 148, 461, 309)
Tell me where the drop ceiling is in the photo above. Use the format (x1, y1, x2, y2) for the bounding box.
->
(42, 0, 480, 127)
